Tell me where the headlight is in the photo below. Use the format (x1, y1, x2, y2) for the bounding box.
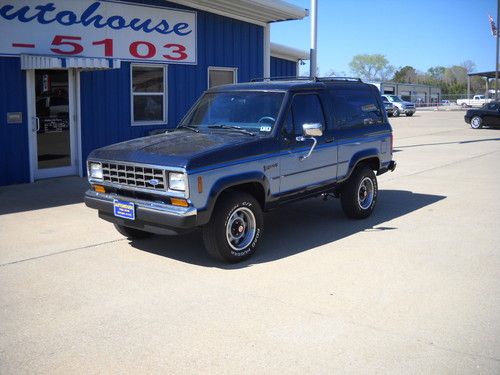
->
(169, 172, 186, 191)
(89, 162, 103, 180)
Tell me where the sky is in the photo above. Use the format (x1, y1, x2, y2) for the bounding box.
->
(271, 0, 496, 76)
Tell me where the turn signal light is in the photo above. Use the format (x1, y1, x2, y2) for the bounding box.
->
(93, 185, 106, 193)
(170, 198, 189, 207)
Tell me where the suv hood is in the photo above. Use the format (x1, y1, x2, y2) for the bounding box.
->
(88, 130, 277, 171)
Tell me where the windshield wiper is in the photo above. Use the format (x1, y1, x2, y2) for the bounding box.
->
(177, 125, 199, 133)
(208, 124, 255, 136)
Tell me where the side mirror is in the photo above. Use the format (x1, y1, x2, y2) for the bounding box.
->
(302, 123, 323, 137)
(295, 123, 323, 161)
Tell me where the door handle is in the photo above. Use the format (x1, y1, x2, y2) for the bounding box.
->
(33, 116, 40, 132)
(325, 137, 335, 143)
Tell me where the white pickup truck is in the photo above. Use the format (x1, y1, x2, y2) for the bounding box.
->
(456, 95, 492, 108)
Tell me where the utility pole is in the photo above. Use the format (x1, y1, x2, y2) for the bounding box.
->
(496, 0, 499, 100)
(309, 0, 318, 78)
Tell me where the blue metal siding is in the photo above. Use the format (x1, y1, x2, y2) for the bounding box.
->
(80, 0, 264, 175)
(0, 57, 29, 185)
(271, 56, 297, 77)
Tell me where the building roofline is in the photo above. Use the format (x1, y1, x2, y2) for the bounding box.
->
(169, 0, 308, 26)
(270, 42, 309, 62)
(468, 71, 496, 79)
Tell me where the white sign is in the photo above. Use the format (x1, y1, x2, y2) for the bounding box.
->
(0, 0, 197, 64)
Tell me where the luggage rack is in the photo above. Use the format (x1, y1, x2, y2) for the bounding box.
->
(250, 76, 362, 83)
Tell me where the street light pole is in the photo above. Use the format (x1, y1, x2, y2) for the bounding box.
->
(309, 0, 318, 78)
(496, 0, 499, 100)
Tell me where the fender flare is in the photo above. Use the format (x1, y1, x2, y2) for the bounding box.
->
(196, 171, 270, 225)
(339, 149, 380, 183)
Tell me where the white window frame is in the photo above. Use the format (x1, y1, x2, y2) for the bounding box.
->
(130, 63, 168, 126)
(207, 66, 237, 89)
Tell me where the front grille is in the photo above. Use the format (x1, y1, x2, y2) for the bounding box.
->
(101, 162, 167, 191)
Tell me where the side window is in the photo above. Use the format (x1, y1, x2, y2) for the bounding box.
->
(291, 94, 325, 135)
(330, 88, 383, 127)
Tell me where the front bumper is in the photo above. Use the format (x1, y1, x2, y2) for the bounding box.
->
(85, 190, 198, 235)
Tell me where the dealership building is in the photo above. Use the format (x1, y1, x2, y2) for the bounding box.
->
(0, 0, 308, 186)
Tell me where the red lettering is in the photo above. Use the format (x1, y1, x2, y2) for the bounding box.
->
(92, 38, 113, 57)
(50, 35, 83, 55)
(163, 43, 187, 61)
(129, 41, 156, 59)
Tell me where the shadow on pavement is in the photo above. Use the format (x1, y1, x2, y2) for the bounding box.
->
(130, 189, 446, 268)
(394, 136, 500, 151)
(0, 177, 87, 215)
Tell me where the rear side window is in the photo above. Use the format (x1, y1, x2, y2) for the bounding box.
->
(330, 88, 383, 127)
(291, 94, 325, 135)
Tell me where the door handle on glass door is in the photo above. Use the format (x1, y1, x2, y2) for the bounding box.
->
(33, 117, 40, 132)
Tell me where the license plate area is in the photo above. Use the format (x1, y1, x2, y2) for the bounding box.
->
(113, 199, 135, 220)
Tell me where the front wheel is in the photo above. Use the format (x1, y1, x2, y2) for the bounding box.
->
(340, 166, 378, 219)
(203, 192, 263, 262)
(114, 224, 152, 239)
(393, 107, 400, 117)
(470, 116, 482, 129)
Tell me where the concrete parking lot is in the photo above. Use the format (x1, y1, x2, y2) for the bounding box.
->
(1, 111, 499, 374)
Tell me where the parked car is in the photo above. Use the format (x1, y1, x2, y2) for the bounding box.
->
(381, 95, 416, 117)
(457, 95, 493, 108)
(464, 101, 500, 129)
(85, 77, 396, 262)
(383, 100, 394, 117)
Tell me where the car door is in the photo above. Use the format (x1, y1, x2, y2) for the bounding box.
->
(279, 92, 337, 194)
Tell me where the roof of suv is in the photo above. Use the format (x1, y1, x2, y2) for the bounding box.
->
(208, 77, 371, 92)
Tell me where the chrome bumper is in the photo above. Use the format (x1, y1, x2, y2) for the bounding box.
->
(84, 190, 198, 235)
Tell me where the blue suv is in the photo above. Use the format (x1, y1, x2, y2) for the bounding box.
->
(85, 77, 396, 262)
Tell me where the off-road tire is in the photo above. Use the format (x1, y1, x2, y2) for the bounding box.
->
(203, 192, 263, 262)
(114, 224, 152, 239)
(470, 116, 482, 129)
(340, 166, 378, 219)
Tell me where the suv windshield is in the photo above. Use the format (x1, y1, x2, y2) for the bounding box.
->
(180, 91, 284, 134)
(386, 95, 402, 102)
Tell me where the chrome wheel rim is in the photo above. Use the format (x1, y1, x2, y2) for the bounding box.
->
(471, 117, 481, 129)
(226, 207, 256, 251)
(358, 177, 374, 210)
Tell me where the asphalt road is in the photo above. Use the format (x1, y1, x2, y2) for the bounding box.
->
(1, 111, 499, 374)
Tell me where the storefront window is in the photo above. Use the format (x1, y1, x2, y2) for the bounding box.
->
(208, 67, 237, 88)
(131, 64, 166, 124)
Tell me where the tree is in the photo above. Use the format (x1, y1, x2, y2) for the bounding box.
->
(393, 66, 418, 83)
(348, 54, 394, 81)
(460, 60, 476, 73)
(427, 66, 446, 82)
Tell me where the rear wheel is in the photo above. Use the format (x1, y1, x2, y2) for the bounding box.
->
(203, 192, 263, 262)
(470, 116, 482, 129)
(114, 224, 152, 239)
(406, 112, 414, 117)
(340, 166, 378, 219)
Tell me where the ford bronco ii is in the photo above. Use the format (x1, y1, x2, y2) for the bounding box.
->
(85, 77, 396, 262)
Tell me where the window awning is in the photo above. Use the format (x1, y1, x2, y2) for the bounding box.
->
(20, 55, 121, 70)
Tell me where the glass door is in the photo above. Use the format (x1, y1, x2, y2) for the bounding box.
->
(32, 70, 78, 179)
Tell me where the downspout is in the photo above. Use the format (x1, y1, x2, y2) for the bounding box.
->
(263, 23, 271, 79)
